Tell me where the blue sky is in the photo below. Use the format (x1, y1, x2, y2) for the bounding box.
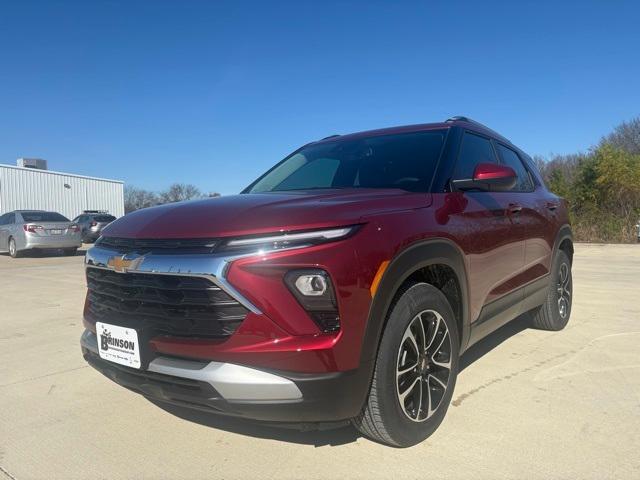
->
(1, 1, 638, 195)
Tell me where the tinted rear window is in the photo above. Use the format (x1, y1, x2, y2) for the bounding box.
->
(21, 212, 70, 222)
(94, 215, 116, 222)
(246, 131, 446, 193)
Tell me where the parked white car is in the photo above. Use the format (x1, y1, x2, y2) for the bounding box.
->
(0, 210, 82, 258)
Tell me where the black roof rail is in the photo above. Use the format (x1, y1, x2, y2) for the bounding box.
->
(445, 115, 510, 143)
(445, 115, 472, 123)
(320, 134, 340, 140)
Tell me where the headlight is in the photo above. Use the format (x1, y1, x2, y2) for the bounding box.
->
(221, 225, 358, 253)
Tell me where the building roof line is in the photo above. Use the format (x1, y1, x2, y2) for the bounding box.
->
(0, 163, 124, 184)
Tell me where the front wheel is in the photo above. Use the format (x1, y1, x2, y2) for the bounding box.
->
(532, 250, 572, 331)
(354, 283, 459, 447)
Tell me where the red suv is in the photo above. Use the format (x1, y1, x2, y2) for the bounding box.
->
(80, 116, 573, 447)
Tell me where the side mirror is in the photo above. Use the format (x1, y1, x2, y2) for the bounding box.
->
(451, 162, 517, 192)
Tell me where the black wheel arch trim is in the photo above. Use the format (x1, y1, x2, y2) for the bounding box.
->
(553, 224, 573, 263)
(360, 238, 470, 370)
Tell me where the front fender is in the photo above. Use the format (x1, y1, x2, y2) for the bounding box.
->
(359, 238, 470, 368)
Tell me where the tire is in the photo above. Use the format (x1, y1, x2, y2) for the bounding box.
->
(63, 247, 78, 256)
(532, 250, 572, 331)
(354, 282, 459, 447)
(8, 237, 22, 258)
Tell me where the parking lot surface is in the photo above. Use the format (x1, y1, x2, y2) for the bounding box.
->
(0, 244, 638, 479)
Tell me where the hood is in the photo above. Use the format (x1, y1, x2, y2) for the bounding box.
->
(103, 189, 431, 239)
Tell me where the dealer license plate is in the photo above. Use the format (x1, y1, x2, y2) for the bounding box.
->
(96, 322, 141, 369)
(50, 229, 63, 235)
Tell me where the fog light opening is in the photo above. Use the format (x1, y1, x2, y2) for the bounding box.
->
(294, 274, 328, 296)
(284, 269, 340, 333)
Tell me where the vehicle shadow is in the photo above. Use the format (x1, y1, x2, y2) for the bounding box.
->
(459, 311, 533, 372)
(150, 311, 534, 446)
(32, 248, 87, 257)
(0, 248, 87, 258)
(149, 400, 360, 447)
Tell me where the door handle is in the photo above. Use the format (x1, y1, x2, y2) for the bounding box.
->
(546, 202, 558, 211)
(508, 203, 523, 214)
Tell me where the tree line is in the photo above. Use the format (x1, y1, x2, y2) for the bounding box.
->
(124, 183, 220, 213)
(534, 117, 640, 243)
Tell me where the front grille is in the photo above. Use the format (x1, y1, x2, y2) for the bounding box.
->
(96, 236, 219, 254)
(86, 267, 248, 338)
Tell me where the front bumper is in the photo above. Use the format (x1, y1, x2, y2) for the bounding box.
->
(81, 330, 370, 423)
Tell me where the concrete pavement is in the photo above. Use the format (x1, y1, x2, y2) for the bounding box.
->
(0, 244, 638, 479)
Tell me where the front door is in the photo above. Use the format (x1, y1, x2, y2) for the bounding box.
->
(448, 132, 527, 333)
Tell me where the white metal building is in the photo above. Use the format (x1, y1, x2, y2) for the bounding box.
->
(0, 162, 124, 220)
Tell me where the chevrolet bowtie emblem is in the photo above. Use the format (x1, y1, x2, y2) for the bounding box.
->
(107, 254, 144, 273)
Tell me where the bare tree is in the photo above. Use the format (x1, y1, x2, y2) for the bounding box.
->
(601, 117, 640, 155)
(159, 183, 203, 204)
(534, 153, 584, 184)
(124, 186, 160, 213)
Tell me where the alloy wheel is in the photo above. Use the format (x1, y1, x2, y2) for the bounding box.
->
(557, 262, 571, 319)
(9, 239, 16, 256)
(396, 309, 452, 422)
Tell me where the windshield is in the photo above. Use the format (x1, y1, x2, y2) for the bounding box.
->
(245, 130, 446, 193)
(21, 211, 70, 222)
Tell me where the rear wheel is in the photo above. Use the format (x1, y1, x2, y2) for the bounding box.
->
(354, 283, 459, 447)
(532, 250, 572, 331)
(8, 237, 22, 258)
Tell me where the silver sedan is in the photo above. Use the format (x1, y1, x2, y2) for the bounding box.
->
(0, 210, 82, 258)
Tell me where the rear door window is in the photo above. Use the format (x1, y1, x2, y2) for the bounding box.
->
(453, 132, 497, 180)
(495, 144, 534, 191)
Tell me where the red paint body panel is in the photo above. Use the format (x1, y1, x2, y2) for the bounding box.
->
(102, 189, 430, 239)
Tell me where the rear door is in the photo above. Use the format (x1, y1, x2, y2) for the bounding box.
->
(495, 143, 554, 284)
(449, 132, 527, 325)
